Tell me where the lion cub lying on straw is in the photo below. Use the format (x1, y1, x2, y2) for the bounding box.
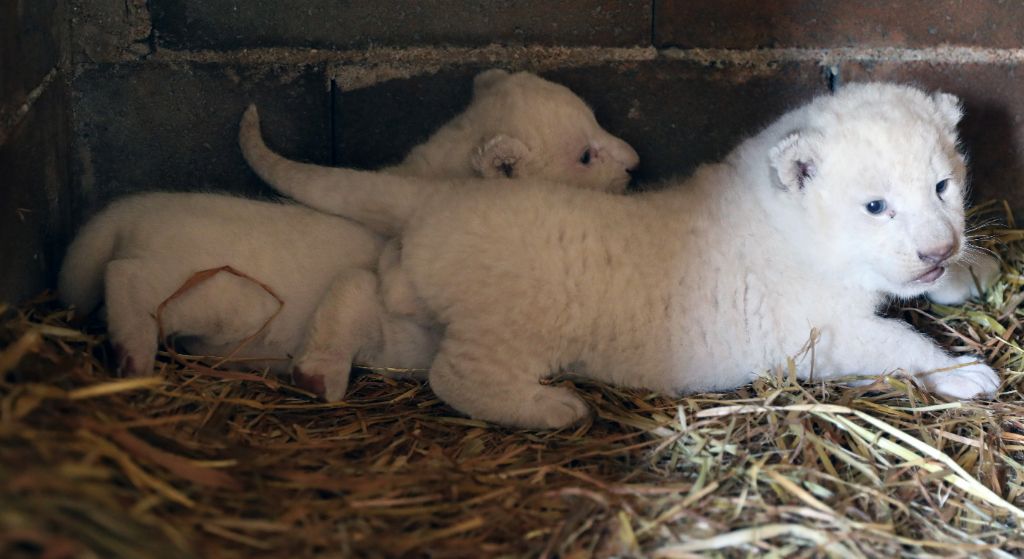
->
(257, 82, 1002, 429)
(59, 70, 639, 379)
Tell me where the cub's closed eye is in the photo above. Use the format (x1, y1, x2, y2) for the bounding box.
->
(866, 200, 886, 214)
(580, 150, 591, 165)
(936, 179, 948, 194)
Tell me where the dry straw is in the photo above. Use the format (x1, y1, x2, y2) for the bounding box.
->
(3, 202, 1024, 558)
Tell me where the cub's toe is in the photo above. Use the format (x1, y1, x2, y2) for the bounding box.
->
(291, 367, 327, 399)
(532, 387, 591, 430)
(921, 358, 1000, 399)
(291, 356, 353, 401)
(113, 343, 154, 377)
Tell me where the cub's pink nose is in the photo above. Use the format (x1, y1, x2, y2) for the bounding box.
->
(918, 244, 955, 265)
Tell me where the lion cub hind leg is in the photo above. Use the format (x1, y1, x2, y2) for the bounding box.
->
(103, 260, 161, 376)
(379, 239, 431, 321)
(291, 270, 383, 400)
(372, 316, 438, 378)
(428, 335, 591, 430)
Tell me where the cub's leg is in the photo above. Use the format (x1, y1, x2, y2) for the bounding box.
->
(372, 316, 439, 378)
(428, 331, 591, 430)
(821, 316, 1000, 398)
(291, 269, 382, 400)
(926, 253, 1001, 305)
(292, 269, 438, 400)
(379, 239, 431, 321)
(104, 260, 161, 376)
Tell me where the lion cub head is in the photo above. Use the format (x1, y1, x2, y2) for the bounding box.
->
(769, 83, 970, 298)
(399, 69, 640, 193)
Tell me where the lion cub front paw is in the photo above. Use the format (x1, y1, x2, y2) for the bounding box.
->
(918, 356, 1000, 399)
(926, 254, 1001, 305)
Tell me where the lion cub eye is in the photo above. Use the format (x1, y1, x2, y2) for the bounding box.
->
(935, 179, 948, 194)
(866, 200, 886, 214)
(580, 150, 591, 165)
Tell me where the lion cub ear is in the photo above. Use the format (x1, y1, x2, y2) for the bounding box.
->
(931, 92, 963, 130)
(769, 131, 824, 191)
(472, 135, 531, 179)
(472, 69, 512, 95)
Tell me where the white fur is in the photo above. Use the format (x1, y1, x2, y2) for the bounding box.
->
(925, 255, 1001, 304)
(240, 70, 638, 396)
(264, 83, 1001, 429)
(240, 70, 639, 235)
(362, 69, 639, 190)
(57, 193, 385, 376)
(60, 70, 638, 388)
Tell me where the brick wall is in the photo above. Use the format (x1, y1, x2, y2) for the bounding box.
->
(5, 1, 1024, 301)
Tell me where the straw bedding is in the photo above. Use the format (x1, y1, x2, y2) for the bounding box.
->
(2, 202, 1024, 558)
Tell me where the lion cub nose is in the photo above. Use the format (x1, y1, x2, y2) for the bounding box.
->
(918, 244, 955, 265)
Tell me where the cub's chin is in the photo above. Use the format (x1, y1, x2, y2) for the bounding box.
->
(881, 268, 948, 299)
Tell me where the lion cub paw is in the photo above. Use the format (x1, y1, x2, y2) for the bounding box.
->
(537, 387, 591, 430)
(919, 356, 1001, 399)
(496, 386, 590, 430)
(926, 254, 1001, 305)
(291, 359, 351, 401)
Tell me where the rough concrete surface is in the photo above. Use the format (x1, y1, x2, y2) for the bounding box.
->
(71, 62, 332, 223)
(662, 45, 1024, 69)
(69, 0, 152, 63)
(334, 67, 478, 170)
(149, 0, 651, 52)
(549, 59, 828, 185)
(325, 45, 659, 91)
(657, 0, 1024, 50)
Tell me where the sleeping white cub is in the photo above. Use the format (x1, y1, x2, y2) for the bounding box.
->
(59, 69, 639, 382)
(59, 194, 386, 376)
(258, 82, 1002, 429)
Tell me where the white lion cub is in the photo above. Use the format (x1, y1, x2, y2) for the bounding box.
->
(241, 69, 638, 397)
(60, 70, 639, 384)
(58, 193, 385, 377)
(257, 83, 1001, 429)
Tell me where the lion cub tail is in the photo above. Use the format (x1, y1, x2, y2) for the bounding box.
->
(240, 105, 432, 236)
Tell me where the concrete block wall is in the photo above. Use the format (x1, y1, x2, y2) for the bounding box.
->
(6, 0, 1024, 302)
